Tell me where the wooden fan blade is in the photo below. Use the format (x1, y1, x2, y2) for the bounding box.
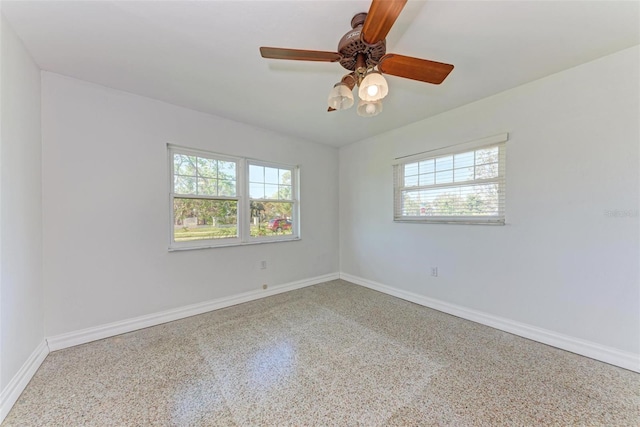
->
(361, 0, 408, 45)
(327, 107, 337, 112)
(260, 47, 341, 62)
(378, 54, 454, 84)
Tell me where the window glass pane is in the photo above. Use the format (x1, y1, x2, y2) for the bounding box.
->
(279, 169, 291, 185)
(173, 154, 239, 196)
(249, 165, 264, 183)
(404, 162, 419, 177)
(264, 167, 279, 184)
(173, 198, 237, 241)
(264, 184, 279, 199)
(419, 173, 434, 186)
(174, 154, 196, 176)
(475, 163, 498, 179)
(476, 147, 499, 165)
(278, 185, 292, 200)
(197, 177, 217, 195)
(435, 170, 453, 184)
(174, 175, 196, 194)
(196, 157, 217, 178)
(454, 167, 474, 182)
(218, 161, 236, 180)
(250, 183, 264, 199)
(218, 180, 236, 197)
(419, 159, 435, 174)
(454, 151, 474, 168)
(435, 156, 453, 171)
(404, 175, 419, 187)
(250, 201, 293, 237)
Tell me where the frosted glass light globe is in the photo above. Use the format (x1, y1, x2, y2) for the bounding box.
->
(327, 83, 354, 110)
(358, 71, 388, 102)
(357, 100, 383, 117)
(366, 103, 376, 114)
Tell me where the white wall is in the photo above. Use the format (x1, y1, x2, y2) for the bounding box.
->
(0, 16, 44, 392)
(41, 73, 339, 337)
(340, 46, 639, 356)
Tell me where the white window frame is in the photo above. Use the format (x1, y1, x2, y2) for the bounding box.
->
(246, 159, 300, 243)
(393, 133, 508, 225)
(168, 144, 300, 250)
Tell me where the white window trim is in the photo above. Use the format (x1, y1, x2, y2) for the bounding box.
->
(168, 144, 300, 250)
(246, 159, 300, 243)
(393, 133, 508, 225)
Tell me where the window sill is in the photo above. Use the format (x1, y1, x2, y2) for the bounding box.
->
(168, 236, 301, 251)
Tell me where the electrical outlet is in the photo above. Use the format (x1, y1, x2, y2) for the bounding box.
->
(431, 267, 438, 277)
(260, 260, 267, 270)
(262, 284, 268, 290)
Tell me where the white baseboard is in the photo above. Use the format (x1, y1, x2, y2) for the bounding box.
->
(47, 272, 339, 352)
(0, 340, 49, 424)
(340, 272, 640, 373)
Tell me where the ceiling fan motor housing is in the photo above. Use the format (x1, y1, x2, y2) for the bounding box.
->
(338, 13, 386, 72)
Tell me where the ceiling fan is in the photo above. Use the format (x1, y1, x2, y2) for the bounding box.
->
(260, 0, 454, 117)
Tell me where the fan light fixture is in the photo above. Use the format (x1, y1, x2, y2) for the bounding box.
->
(326, 69, 386, 117)
(327, 82, 355, 110)
(260, 3, 456, 118)
(357, 99, 383, 117)
(358, 71, 388, 102)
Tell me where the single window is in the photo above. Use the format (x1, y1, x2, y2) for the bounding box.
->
(169, 145, 299, 249)
(393, 136, 506, 224)
(248, 161, 297, 239)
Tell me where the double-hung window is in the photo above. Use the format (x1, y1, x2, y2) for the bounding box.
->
(248, 162, 296, 237)
(393, 134, 507, 224)
(169, 145, 299, 249)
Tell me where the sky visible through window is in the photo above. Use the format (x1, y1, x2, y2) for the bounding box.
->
(173, 154, 237, 197)
(249, 164, 292, 200)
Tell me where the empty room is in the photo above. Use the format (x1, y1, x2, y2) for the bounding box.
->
(1, 0, 638, 425)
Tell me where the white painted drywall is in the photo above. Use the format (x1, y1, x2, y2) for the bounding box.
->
(41, 73, 339, 337)
(339, 46, 640, 355)
(0, 16, 44, 390)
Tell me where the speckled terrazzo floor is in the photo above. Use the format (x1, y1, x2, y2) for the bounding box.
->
(4, 280, 640, 426)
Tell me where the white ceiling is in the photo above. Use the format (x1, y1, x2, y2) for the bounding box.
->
(3, 1, 639, 147)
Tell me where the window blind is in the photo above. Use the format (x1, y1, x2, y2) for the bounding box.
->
(393, 136, 507, 225)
